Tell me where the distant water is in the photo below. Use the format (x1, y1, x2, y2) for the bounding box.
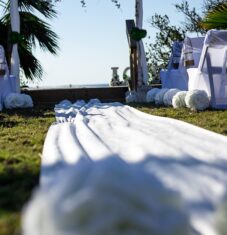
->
(25, 83, 110, 90)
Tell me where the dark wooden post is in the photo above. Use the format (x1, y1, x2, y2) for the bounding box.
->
(126, 20, 138, 91)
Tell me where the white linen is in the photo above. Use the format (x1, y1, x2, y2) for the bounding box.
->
(0, 45, 10, 79)
(0, 75, 17, 109)
(10, 0, 20, 92)
(161, 37, 204, 91)
(187, 30, 227, 109)
(204, 30, 227, 47)
(39, 101, 227, 235)
(23, 157, 190, 235)
(161, 68, 188, 90)
(136, 0, 148, 85)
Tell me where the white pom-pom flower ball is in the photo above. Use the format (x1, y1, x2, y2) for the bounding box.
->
(146, 88, 160, 103)
(125, 91, 137, 103)
(4, 93, 25, 109)
(163, 89, 180, 106)
(22, 157, 190, 235)
(21, 94, 34, 108)
(155, 88, 169, 105)
(172, 91, 187, 109)
(185, 90, 210, 111)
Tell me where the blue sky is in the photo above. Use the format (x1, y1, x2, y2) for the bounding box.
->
(31, 0, 203, 87)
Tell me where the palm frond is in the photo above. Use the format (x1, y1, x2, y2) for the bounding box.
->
(202, 3, 227, 29)
(2, 12, 59, 55)
(3, 0, 57, 19)
(19, 44, 43, 81)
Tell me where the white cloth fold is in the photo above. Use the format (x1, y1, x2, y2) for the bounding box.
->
(38, 101, 227, 235)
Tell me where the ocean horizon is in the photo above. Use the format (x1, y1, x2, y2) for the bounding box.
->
(25, 83, 112, 90)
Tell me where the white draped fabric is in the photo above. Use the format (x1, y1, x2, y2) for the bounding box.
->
(28, 100, 227, 235)
(188, 30, 227, 109)
(161, 37, 205, 90)
(0, 46, 17, 110)
(135, 0, 148, 86)
(10, 0, 20, 93)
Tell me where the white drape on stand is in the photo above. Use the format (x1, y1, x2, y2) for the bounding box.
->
(135, 0, 148, 86)
(10, 0, 20, 93)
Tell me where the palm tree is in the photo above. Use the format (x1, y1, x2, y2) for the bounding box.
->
(0, 0, 59, 82)
(202, 3, 227, 29)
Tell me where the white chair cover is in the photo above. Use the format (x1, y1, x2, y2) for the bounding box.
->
(0, 45, 17, 110)
(188, 30, 227, 109)
(161, 37, 204, 90)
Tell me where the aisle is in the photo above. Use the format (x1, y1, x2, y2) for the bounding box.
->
(40, 100, 227, 235)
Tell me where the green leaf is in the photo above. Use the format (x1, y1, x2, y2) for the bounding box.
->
(130, 27, 147, 41)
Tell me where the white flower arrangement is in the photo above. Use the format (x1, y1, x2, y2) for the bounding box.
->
(172, 91, 187, 109)
(22, 157, 190, 235)
(154, 88, 169, 105)
(4, 93, 33, 109)
(185, 90, 210, 111)
(163, 89, 180, 106)
(125, 91, 138, 103)
(21, 94, 34, 108)
(146, 88, 160, 103)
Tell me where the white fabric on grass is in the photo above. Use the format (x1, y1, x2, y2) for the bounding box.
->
(24, 101, 227, 235)
(23, 157, 190, 235)
(163, 88, 180, 106)
(172, 91, 187, 108)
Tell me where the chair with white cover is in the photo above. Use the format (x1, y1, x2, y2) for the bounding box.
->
(188, 30, 227, 109)
(161, 37, 204, 90)
(0, 45, 17, 110)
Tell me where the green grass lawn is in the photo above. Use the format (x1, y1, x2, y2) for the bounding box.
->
(0, 106, 55, 235)
(131, 104, 227, 136)
(0, 104, 227, 235)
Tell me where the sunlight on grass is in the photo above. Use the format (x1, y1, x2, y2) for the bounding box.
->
(131, 104, 227, 136)
(0, 106, 54, 235)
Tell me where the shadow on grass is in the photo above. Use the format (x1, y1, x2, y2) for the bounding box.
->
(3, 105, 54, 118)
(0, 166, 39, 213)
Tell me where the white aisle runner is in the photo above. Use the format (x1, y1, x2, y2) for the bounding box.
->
(40, 100, 227, 235)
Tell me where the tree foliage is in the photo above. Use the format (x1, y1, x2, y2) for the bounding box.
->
(202, 2, 227, 29)
(0, 0, 59, 82)
(146, 15, 186, 82)
(53, 0, 120, 8)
